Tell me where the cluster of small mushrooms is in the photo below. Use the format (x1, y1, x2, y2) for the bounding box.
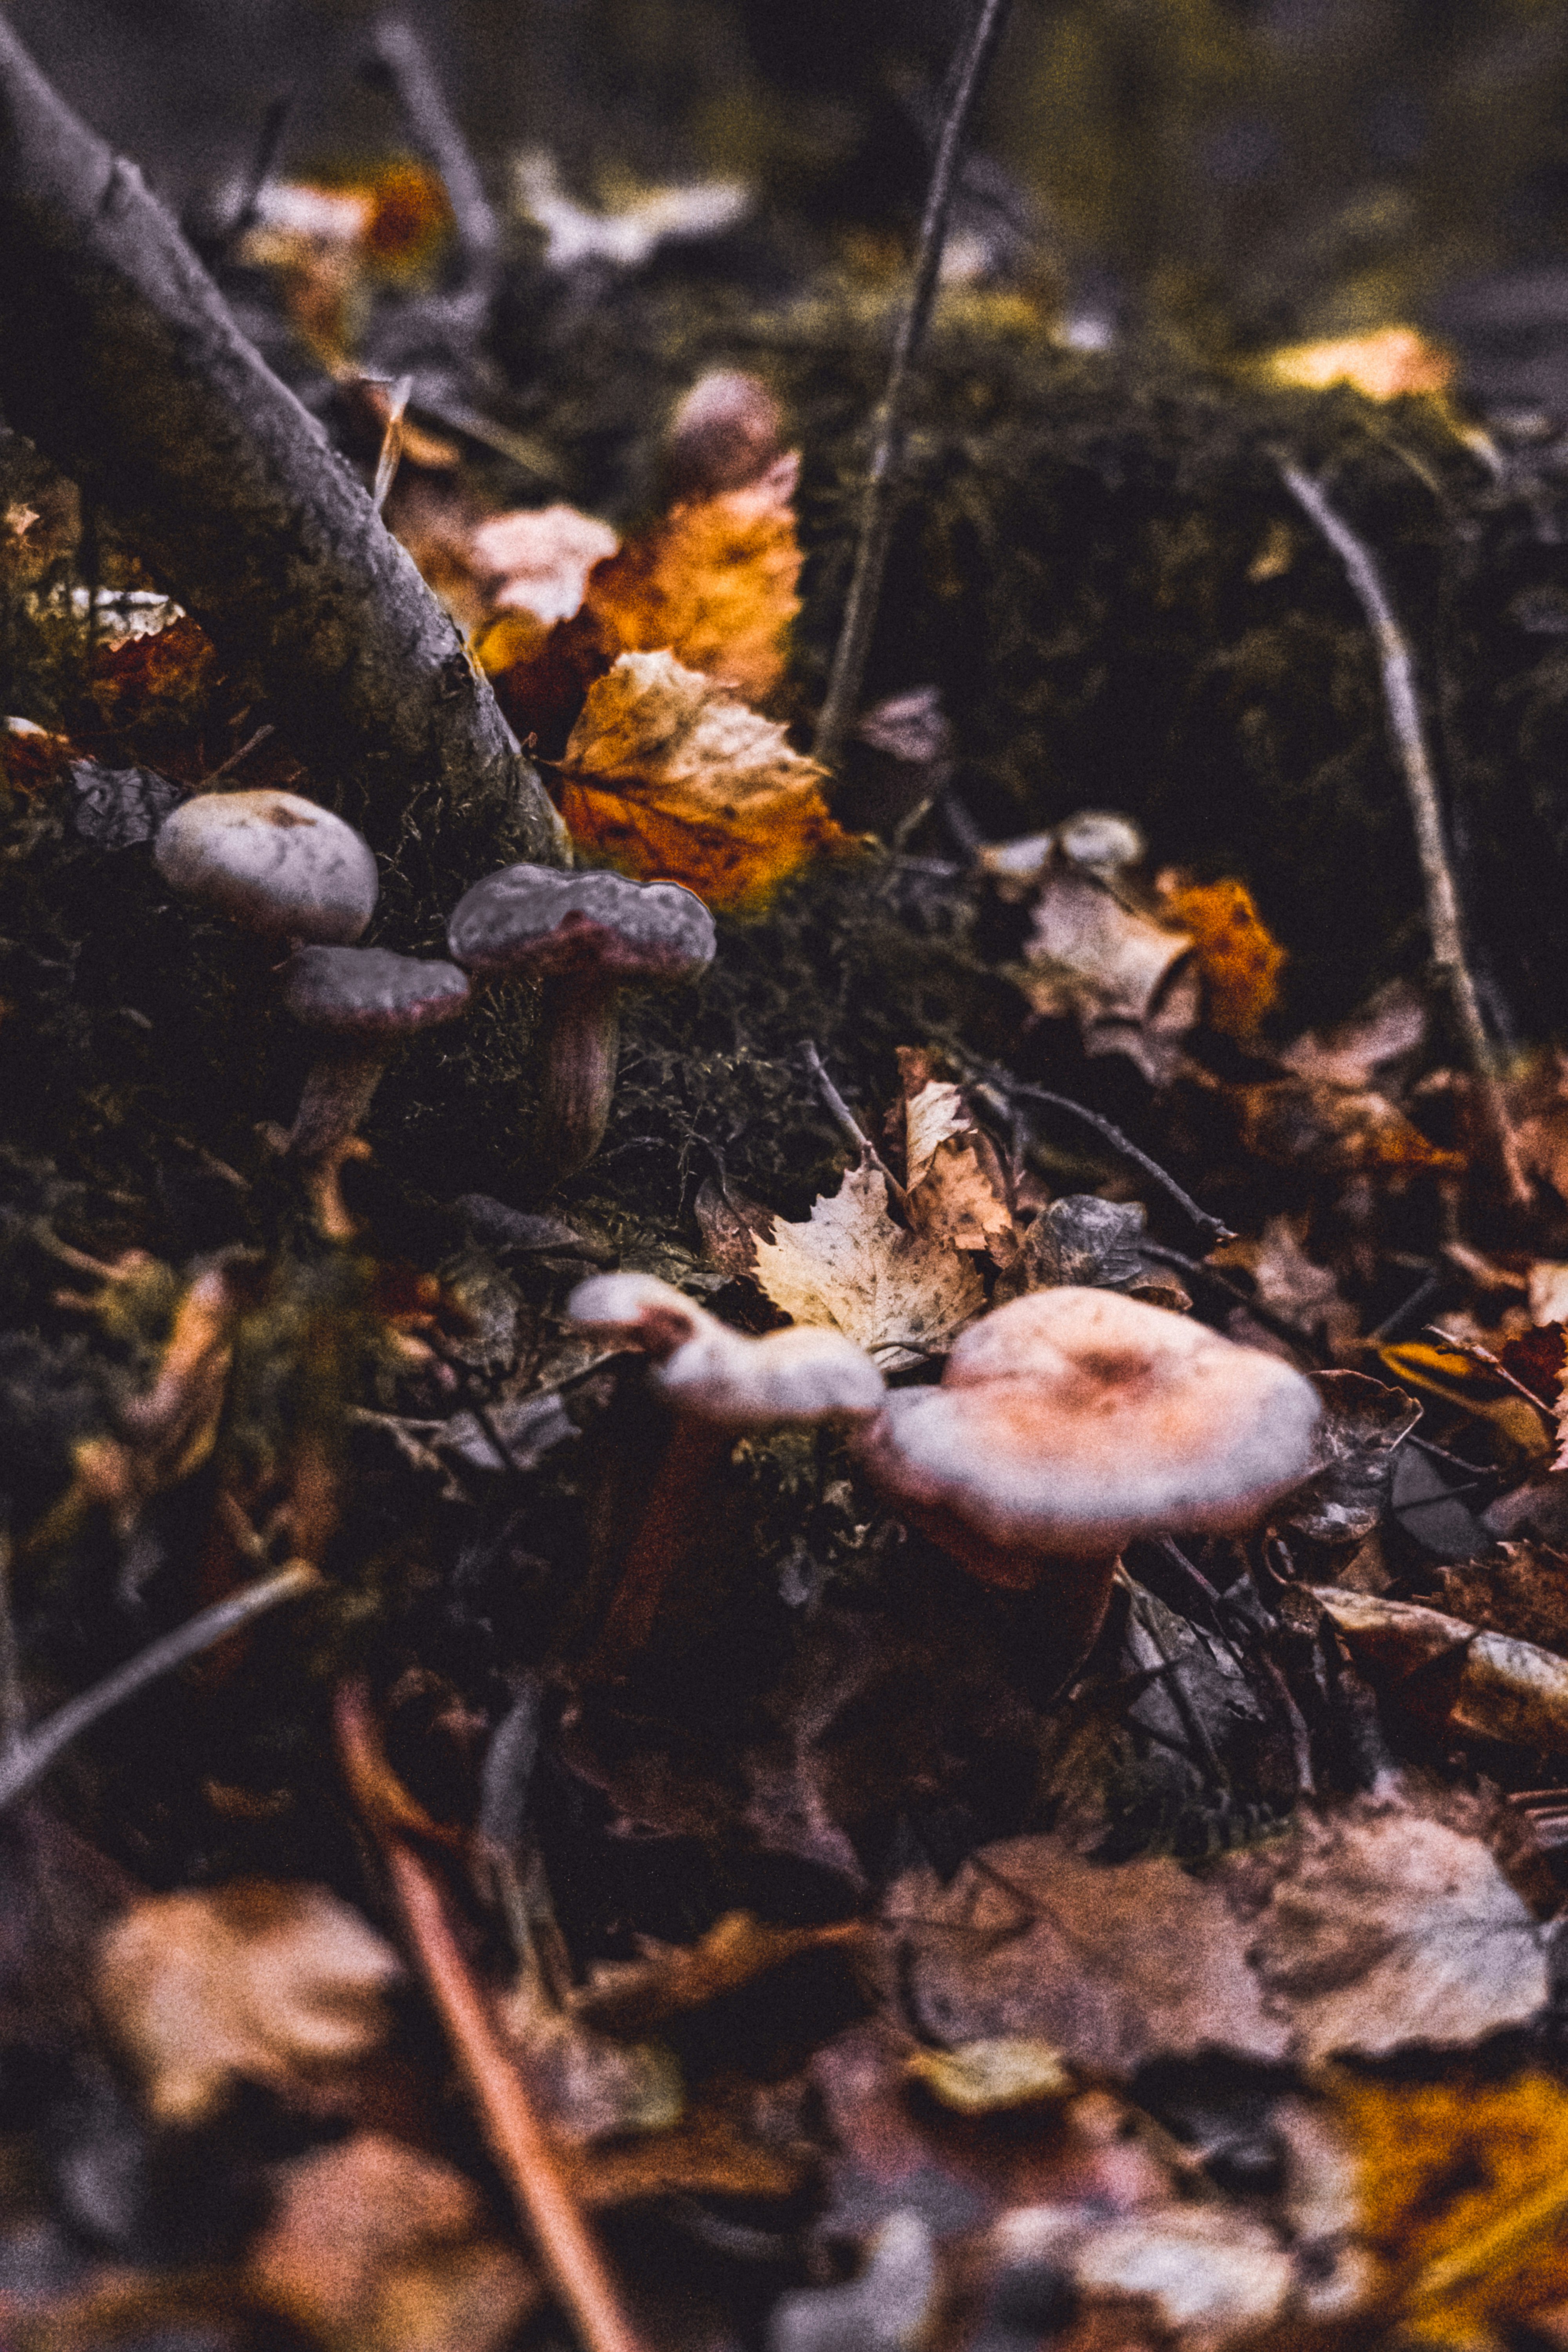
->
(152, 789, 715, 1235)
(568, 1272, 1323, 1682)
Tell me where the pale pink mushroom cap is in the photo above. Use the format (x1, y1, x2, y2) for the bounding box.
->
(154, 789, 378, 944)
(855, 1287, 1321, 1566)
(569, 1271, 884, 1429)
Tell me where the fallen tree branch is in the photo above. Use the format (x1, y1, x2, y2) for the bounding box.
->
(0, 19, 561, 880)
(335, 1684, 650, 2352)
(813, 0, 1016, 769)
(1279, 463, 1530, 1209)
(0, 1561, 320, 1816)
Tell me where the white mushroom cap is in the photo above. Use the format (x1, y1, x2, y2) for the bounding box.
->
(664, 370, 785, 498)
(569, 1271, 884, 1429)
(855, 1287, 1321, 1562)
(154, 790, 378, 944)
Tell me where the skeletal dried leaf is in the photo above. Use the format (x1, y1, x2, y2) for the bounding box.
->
(560, 650, 853, 906)
(249, 2131, 540, 2352)
(751, 1160, 984, 1369)
(97, 1880, 401, 2126)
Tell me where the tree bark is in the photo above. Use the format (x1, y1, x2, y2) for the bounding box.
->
(0, 17, 563, 888)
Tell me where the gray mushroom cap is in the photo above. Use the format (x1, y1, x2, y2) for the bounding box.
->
(447, 865, 715, 987)
(154, 790, 378, 943)
(279, 946, 471, 1038)
(856, 1287, 1322, 1559)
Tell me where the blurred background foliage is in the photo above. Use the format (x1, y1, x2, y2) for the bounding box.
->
(13, 0, 1568, 368)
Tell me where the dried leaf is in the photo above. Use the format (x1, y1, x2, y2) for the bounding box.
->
(1276, 1369, 1421, 1545)
(992, 2202, 1296, 2339)
(585, 453, 802, 706)
(1281, 978, 1429, 1091)
(1225, 1072, 1464, 1174)
(768, 2212, 935, 2352)
(905, 2039, 1073, 2115)
(751, 1160, 984, 1370)
(1159, 874, 1285, 1038)
(897, 1061, 1016, 1259)
(96, 1881, 402, 2127)
(514, 150, 751, 272)
(1020, 864, 1199, 1086)
(249, 2132, 540, 2352)
(559, 649, 852, 907)
(469, 503, 620, 625)
(1023, 1194, 1153, 1293)
(1316, 1585, 1568, 1757)
(1212, 1215, 1359, 1357)
(574, 1911, 864, 2039)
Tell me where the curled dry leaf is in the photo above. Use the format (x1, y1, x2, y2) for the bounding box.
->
(248, 2131, 541, 2352)
(1280, 977, 1429, 1091)
(751, 1159, 985, 1370)
(1221, 1069, 1463, 1174)
(574, 1909, 865, 2040)
(1276, 1369, 1422, 1546)
(897, 1053, 1017, 1260)
(1019, 862, 1199, 1086)
(1315, 1584, 1568, 1755)
(558, 649, 852, 907)
(1158, 873, 1285, 1039)
(96, 1880, 402, 2127)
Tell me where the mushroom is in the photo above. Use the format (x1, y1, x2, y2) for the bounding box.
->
(851, 1286, 1321, 1680)
(446, 866, 716, 1179)
(276, 946, 470, 1239)
(153, 789, 379, 945)
(663, 369, 786, 499)
(568, 1271, 885, 1667)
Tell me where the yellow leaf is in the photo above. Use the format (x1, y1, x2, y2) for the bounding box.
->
(1161, 874, 1285, 1038)
(751, 1160, 984, 1370)
(559, 649, 853, 907)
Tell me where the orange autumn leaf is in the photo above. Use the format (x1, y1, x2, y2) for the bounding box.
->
(559, 649, 853, 907)
(1161, 874, 1285, 1038)
(475, 452, 803, 750)
(584, 450, 802, 706)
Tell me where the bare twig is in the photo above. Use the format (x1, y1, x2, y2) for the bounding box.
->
(813, 0, 1016, 768)
(366, 16, 500, 296)
(218, 88, 295, 260)
(335, 1686, 650, 2352)
(203, 721, 276, 786)
(0, 1561, 320, 1815)
(798, 1040, 909, 1206)
(0, 1530, 24, 1759)
(1278, 463, 1530, 1208)
(968, 1067, 1234, 1250)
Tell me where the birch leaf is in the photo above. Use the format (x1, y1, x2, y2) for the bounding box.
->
(751, 1161, 984, 1369)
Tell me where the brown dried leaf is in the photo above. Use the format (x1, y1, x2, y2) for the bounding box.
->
(97, 1880, 401, 2127)
(559, 649, 853, 907)
(1225, 1072, 1463, 1174)
(1020, 865, 1199, 1086)
(1159, 874, 1285, 1038)
(897, 1060, 1017, 1260)
(248, 2132, 540, 2352)
(470, 503, 620, 625)
(573, 1911, 865, 2039)
(1281, 978, 1429, 1092)
(751, 1159, 985, 1369)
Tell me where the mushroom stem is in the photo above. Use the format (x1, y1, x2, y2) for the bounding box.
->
(917, 1516, 1120, 1682)
(588, 1419, 730, 1675)
(279, 1042, 388, 1241)
(535, 977, 621, 1179)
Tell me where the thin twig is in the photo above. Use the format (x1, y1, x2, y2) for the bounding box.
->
(335, 1686, 649, 2352)
(372, 374, 414, 515)
(203, 721, 276, 786)
(0, 1561, 320, 1815)
(813, 0, 1016, 768)
(798, 1040, 909, 1206)
(1139, 1241, 1326, 1361)
(0, 1530, 24, 1759)
(1278, 463, 1530, 1207)
(969, 1068, 1234, 1250)
(219, 88, 295, 260)
(366, 17, 499, 293)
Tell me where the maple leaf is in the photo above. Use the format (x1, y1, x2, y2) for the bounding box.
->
(96, 1880, 402, 2127)
(558, 648, 853, 907)
(751, 1159, 984, 1369)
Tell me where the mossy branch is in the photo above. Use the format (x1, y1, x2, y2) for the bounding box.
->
(0, 17, 562, 876)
